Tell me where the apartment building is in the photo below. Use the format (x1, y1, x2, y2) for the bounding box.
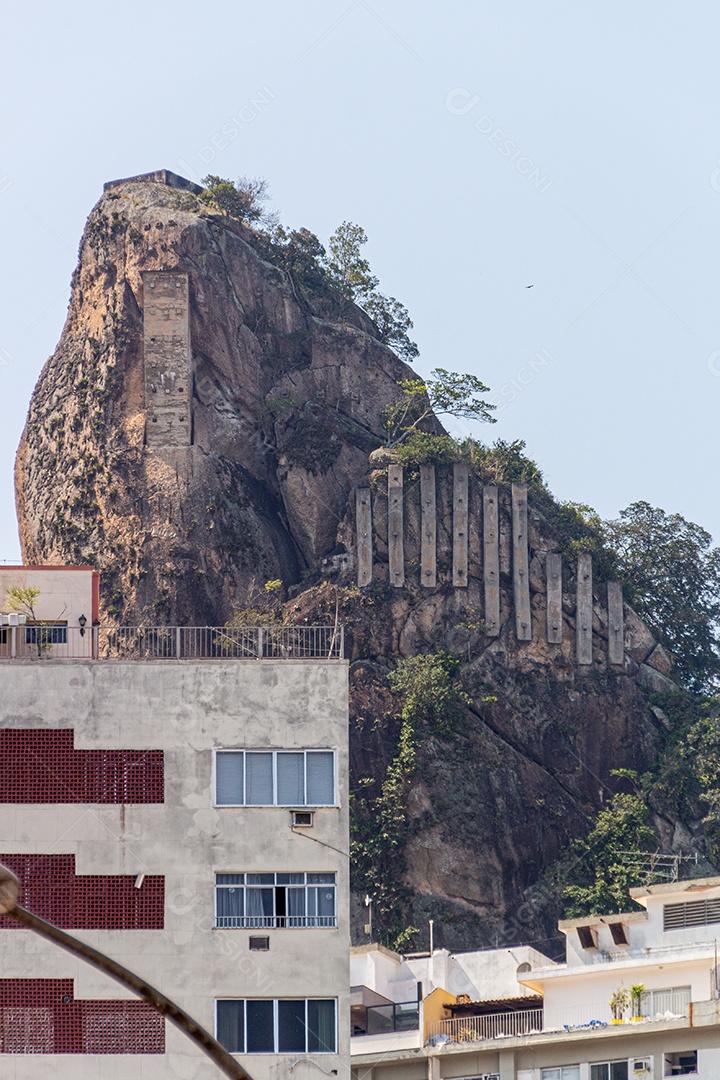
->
(351, 878, 720, 1080)
(0, 568, 349, 1078)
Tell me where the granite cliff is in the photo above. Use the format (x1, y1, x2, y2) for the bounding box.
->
(15, 172, 700, 951)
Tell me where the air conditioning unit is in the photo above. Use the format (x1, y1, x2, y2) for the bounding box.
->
(0, 613, 26, 626)
(291, 810, 314, 828)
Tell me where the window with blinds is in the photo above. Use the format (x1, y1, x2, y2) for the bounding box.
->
(664, 897, 720, 931)
(215, 750, 335, 807)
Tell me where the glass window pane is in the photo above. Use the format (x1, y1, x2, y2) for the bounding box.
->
(610, 1065, 628, 1080)
(278, 1000, 306, 1053)
(307, 1000, 336, 1052)
(216, 753, 244, 805)
(216, 887, 244, 921)
(246, 1000, 275, 1052)
(245, 888, 274, 926)
(247, 874, 275, 885)
(306, 753, 334, 805)
(216, 874, 244, 885)
(540, 1071, 561, 1080)
(276, 873, 305, 885)
(563, 1070, 580, 1080)
(246, 753, 273, 805)
(590, 1067, 609, 1080)
(307, 873, 335, 884)
(217, 1001, 244, 1053)
(277, 753, 305, 805)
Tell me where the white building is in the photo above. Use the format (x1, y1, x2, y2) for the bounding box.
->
(0, 565, 98, 657)
(0, 575, 349, 1079)
(351, 878, 720, 1080)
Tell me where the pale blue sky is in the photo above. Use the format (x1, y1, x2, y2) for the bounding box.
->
(2, 1, 719, 560)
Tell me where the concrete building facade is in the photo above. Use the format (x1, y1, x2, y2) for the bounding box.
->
(0, 640, 350, 1078)
(351, 879, 720, 1080)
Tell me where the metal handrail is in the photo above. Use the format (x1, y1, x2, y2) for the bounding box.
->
(0, 625, 344, 661)
(429, 1008, 544, 1042)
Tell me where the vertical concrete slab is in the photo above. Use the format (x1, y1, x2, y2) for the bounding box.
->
(356, 489, 372, 587)
(142, 270, 192, 447)
(420, 465, 437, 588)
(388, 465, 405, 588)
(608, 580, 624, 665)
(576, 552, 593, 665)
(546, 553, 563, 644)
(512, 483, 532, 641)
(483, 486, 500, 636)
(452, 463, 469, 587)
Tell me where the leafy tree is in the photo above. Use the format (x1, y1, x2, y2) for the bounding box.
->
(325, 221, 378, 303)
(325, 222, 419, 361)
(382, 368, 496, 446)
(687, 711, 720, 863)
(603, 502, 720, 692)
(201, 175, 272, 224)
(362, 293, 419, 362)
(270, 226, 328, 291)
(6, 585, 41, 619)
(563, 793, 655, 917)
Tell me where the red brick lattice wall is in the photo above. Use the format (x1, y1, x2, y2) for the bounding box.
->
(0, 980, 164, 1053)
(0, 855, 164, 929)
(0, 730, 163, 803)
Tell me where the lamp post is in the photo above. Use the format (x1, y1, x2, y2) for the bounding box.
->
(0, 864, 251, 1080)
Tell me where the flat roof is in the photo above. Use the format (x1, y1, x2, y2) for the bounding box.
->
(558, 911, 648, 930)
(630, 876, 720, 901)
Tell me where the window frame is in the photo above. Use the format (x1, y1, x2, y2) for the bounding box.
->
(589, 1061, 629, 1080)
(214, 750, 337, 808)
(214, 872, 337, 929)
(215, 998, 337, 1054)
(25, 622, 68, 645)
(540, 1068, 581, 1080)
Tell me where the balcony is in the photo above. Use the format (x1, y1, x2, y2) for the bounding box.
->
(427, 989, 690, 1046)
(429, 1008, 544, 1043)
(0, 625, 344, 661)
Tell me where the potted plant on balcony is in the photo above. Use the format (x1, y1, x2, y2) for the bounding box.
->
(609, 986, 630, 1024)
(630, 984, 645, 1021)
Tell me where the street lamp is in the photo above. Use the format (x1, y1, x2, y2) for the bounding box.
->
(0, 864, 251, 1080)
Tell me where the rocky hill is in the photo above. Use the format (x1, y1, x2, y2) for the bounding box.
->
(15, 171, 702, 952)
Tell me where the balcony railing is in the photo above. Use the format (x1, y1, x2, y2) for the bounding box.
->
(0, 625, 344, 661)
(429, 1009, 543, 1043)
(215, 915, 337, 928)
(430, 991, 690, 1045)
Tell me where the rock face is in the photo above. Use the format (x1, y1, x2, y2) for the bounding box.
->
(16, 173, 415, 623)
(15, 172, 694, 951)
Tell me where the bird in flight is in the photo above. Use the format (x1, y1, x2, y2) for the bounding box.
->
(525, 284, 534, 289)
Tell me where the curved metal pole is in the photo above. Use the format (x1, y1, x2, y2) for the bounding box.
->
(0, 867, 250, 1080)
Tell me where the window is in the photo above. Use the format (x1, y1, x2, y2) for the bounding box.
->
(540, 1069, 580, 1080)
(664, 1051, 698, 1076)
(25, 624, 67, 645)
(215, 751, 335, 807)
(216, 999, 337, 1053)
(215, 873, 336, 928)
(590, 1063, 628, 1080)
(664, 897, 720, 930)
(640, 986, 690, 1018)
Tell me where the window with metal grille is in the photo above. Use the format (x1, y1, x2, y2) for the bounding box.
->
(0, 980, 164, 1054)
(215, 873, 336, 928)
(0, 855, 164, 930)
(215, 750, 335, 806)
(0, 730, 163, 803)
(664, 898, 720, 931)
(216, 999, 336, 1053)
